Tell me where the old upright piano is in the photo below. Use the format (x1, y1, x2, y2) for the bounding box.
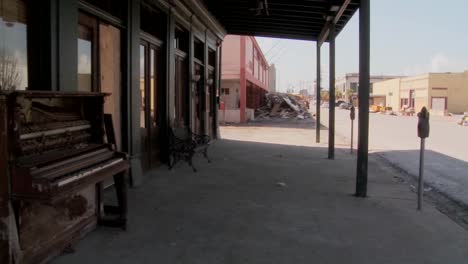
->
(0, 91, 129, 264)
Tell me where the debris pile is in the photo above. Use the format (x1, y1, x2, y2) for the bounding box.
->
(255, 93, 311, 120)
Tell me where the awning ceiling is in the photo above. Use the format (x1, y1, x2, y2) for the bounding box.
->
(202, 0, 360, 41)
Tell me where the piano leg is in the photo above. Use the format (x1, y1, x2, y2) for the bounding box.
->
(0, 201, 21, 264)
(97, 171, 128, 230)
(114, 171, 128, 230)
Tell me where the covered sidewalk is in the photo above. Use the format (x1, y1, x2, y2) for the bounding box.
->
(54, 128, 468, 263)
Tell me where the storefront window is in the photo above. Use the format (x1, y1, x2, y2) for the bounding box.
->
(140, 45, 146, 129)
(78, 24, 93, 91)
(0, 0, 28, 90)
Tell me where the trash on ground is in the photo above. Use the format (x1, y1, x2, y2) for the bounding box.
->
(255, 93, 311, 120)
(276, 182, 287, 187)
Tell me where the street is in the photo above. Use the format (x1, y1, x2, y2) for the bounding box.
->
(320, 107, 468, 207)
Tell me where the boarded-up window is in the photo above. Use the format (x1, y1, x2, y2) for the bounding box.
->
(100, 24, 122, 150)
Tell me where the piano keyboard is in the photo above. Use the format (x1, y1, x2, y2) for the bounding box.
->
(32, 147, 114, 180)
(56, 157, 124, 187)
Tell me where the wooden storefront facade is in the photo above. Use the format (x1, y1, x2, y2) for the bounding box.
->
(0, 0, 225, 262)
(0, 0, 225, 181)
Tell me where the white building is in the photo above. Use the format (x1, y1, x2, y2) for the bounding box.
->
(336, 73, 403, 101)
(268, 64, 276, 93)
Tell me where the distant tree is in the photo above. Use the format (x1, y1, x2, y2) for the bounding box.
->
(320, 90, 329, 101)
(345, 88, 354, 102)
(0, 50, 20, 90)
(335, 89, 343, 99)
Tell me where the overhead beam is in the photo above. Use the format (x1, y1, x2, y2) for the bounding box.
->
(227, 26, 320, 35)
(268, 2, 330, 9)
(217, 7, 328, 16)
(219, 19, 325, 29)
(317, 0, 352, 46)
(228, 26, 317, 34)
(223, 21, 323, 30)
(228, 30, 317, 41)
(219, 12, 330, 21)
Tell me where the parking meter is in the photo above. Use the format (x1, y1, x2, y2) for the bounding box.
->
(349, 106, 355, 153)
(417, 107, 430, 138)
(417, 106, 429, 210)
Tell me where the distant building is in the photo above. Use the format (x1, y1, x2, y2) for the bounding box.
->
(268, 64, 276, 93)
(372, 71, 468, 115)
(336, 73, 403, 101)
(220, 35, 269, 123)
(299, 89, 309, 97)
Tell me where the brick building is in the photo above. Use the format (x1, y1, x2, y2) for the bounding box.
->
(220, 35, 269, 123)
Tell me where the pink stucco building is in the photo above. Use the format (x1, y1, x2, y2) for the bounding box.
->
(220, 35, 269, 123)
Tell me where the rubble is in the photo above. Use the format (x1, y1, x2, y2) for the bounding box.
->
(255, 93, 311, 120)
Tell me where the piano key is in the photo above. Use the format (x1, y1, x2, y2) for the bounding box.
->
(33, 149, 115, 180)
(56, 158, 124, 187)
(31, 147, 110, 176)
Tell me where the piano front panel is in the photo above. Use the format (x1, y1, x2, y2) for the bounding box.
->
(0, 94, 11, 264)
(18, 185, 97, 263)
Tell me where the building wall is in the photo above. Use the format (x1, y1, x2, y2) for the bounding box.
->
(400, 74, 430, 112)
(220, 79, 240, 109)
(429, 71, 468, 114)
(221, 35, 269, 122)
(373, 71, 468, 115)
(336, 73, 403, 101)
(218, 108, 254, 123)
(246, 81, 267, 109)
(243, 36, 269, 90)
(373, 78, 401, 110)
(269, 64, 276, 93)
(221, 35, 241, 79)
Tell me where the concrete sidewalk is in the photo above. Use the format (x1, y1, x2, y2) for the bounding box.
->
(54, 136, 468, 263)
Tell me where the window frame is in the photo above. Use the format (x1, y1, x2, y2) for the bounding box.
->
(78, 11, 99, 92)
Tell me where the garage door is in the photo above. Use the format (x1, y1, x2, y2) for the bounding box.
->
(431, 97, 446, 116)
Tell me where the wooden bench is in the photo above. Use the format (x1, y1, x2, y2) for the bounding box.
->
(168, 127, 211, 172)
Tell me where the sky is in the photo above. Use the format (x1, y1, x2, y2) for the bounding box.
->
(255, 0, 468, 93)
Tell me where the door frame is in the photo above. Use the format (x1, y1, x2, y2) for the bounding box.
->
(140, 36, 166, 168)
(430, 96, 448, 110)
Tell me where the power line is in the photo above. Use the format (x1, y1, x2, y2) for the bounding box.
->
(266, 42, 286, 61)
(269, 46, 287, 63)
(264, 40, 282, 56)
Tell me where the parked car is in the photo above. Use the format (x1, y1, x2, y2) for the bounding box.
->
(336, 100, 345, 107)
(339, 102, 352, 110)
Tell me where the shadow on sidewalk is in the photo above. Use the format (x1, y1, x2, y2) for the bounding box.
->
(53, 139, 468, 264)
(371, 149, 468, 230)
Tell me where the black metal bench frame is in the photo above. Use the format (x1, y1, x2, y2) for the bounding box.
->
(168, 127, 211, 172)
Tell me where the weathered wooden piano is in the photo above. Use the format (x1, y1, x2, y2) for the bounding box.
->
(0, 91, 129, 264)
